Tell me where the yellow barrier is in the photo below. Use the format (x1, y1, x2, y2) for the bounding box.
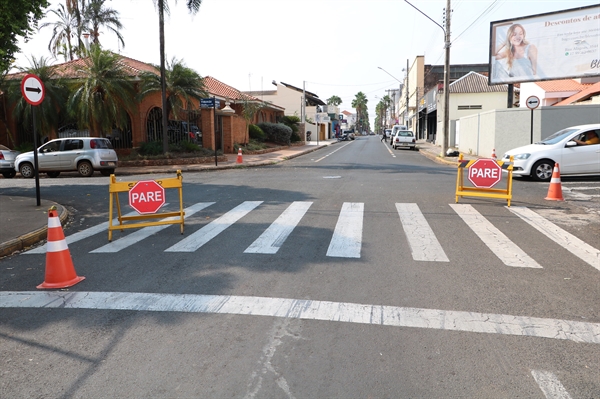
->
(455, 155, 514, 206)
(107, 170, 184, 241)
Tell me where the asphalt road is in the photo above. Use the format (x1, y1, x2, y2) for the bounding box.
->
(1, 135, 599, 398)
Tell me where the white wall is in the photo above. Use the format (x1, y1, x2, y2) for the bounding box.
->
(457, 104, 600, 157)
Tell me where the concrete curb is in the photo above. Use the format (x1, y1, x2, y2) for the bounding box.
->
(0, 203, 68, 258)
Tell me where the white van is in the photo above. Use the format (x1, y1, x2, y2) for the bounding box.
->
(391, 125, 408, 136)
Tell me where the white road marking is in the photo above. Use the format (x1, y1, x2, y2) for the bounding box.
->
(396, 203, 449, 262)
(531, 370, 573, 399)
(91, 202, 215, 253)
(326, 202, 363, 258)
(245, 201, 312, 254)
(164, 201, 263, 252)
(450, 204, 542, 268)
(1, 291, 599, 344)
(24, 210, 141, 254)
(314, 142, 353, 162)
(508, 206, 600, 271)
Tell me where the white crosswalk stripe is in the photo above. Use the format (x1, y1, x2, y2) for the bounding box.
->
(21, 201, 600, 272)
(531, 370, 573, 399)
(396, 203, 449, 262)
(91, 202, 215, 253)
(450, 204, 543, 268)
(164, 201, 263, 252)
(244, 201, 313, 254)
(509, 206, 600, 271)
(326, 202, 364, 258)
(23, 210, 141, 254)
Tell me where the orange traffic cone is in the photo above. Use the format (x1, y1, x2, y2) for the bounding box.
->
(545, 163, 564, 201)
(236, 148, 243, 164)
(491, 148, 497, 160)
(37, 206, 85, 289)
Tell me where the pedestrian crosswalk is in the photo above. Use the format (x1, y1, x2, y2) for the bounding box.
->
(22, 201, 600, 271)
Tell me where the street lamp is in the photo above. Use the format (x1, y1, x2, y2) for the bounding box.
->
(377, 66, 402, 126)
(404, 0, 451, 157)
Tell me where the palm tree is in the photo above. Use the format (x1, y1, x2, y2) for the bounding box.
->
(39, 4, 78, 61)
(65, 0, 88, 57)
(67, 45, 136, 137)
(154, 0, 204, 153)
(85, 0, 124, 48)
(4, 56, 68, 144)
(326, 95, 342, 106)
(351, 91, 368, 132)
(138, 57, 207, 121)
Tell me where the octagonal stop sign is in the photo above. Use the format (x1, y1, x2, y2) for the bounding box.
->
(129, 180, 165, 214)
(468, 159, 502, 188)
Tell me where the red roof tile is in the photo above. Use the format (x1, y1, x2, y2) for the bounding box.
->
(553, 81, 600, 106)
(536, 79, 591, 92)
(204, 76, 284, 110)
(5, 53, 157, 81)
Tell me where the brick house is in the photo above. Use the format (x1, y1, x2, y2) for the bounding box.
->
(0, 54, 284, 154)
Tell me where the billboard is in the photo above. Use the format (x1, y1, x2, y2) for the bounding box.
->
(489, 5, 600, 85)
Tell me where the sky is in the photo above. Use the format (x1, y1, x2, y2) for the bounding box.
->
(12, 0, 600, 128)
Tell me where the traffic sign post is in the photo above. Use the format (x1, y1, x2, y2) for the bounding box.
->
(20, 74, 46, 206)
(456, 155, 514, 206)
(526, 95, 540, 144)
(107, 171, 185, 241)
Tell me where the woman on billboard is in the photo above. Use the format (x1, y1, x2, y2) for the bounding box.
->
(494, 24, 538, 79)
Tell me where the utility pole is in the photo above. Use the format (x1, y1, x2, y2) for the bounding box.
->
(405, 59, 409, 128)
(442, 0, 451, 157)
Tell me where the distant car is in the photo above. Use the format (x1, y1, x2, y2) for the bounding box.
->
(14, 137, 118, 178)
(502, 124, 600, 181)
(0, 144, 20, 178)
(392, 130, 416, 150)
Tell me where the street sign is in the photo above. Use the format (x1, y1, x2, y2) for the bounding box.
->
(20, 74, 45, 106)
(468, 159, 502, 188)
(200, 98, 215, 108)
(526, 96, 540, 110)
(128, 180, 165, 214)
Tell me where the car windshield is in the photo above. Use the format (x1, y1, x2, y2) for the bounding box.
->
(398, 131, 413, 137)
(538, 128, 579, 145)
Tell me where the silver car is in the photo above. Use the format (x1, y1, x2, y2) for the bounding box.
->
(14, 137, 118, 178)
(0, 144, 20, 178)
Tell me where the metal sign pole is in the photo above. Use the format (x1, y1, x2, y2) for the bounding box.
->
(32, 106, 41, 206)
(530, 108, 534, 144)
(213, 97, 217, 166)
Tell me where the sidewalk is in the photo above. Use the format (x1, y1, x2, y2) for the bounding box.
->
(0, 138, 474, 258)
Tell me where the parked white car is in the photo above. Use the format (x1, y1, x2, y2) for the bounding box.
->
(15, 137, 118, 178)
(502, 124, 600, 181)
(392, 130, 416, 150)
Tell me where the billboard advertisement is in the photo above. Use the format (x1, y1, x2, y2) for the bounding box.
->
(489, 5, 600, 85)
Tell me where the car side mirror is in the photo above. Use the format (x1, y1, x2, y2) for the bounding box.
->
(566, 140, 577, 147)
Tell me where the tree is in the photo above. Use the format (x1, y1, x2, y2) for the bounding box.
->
(238, 94, 265, 145)
(0, 0, 50, 75)
(326, 95, 342, 106)
(153, 0, 204, 153)
(39, 3, 78, 61)
(67, 45, 136, 137)
(138, 57, 207, 121)
(2, 56, 68, 145)
(85, 0, 124, 48)
(351, 91, 368, 133)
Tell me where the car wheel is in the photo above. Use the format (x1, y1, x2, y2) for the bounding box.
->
(531, 159, 554, 182)
(2, 170, 16, 178)
(47, 171, 61, 178)
(78, 161, 94, 177)
(19, 163, 34, 178)
(100, 169, 115, 177)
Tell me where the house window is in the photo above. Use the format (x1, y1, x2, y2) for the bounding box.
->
(457, 105, 482, 110)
